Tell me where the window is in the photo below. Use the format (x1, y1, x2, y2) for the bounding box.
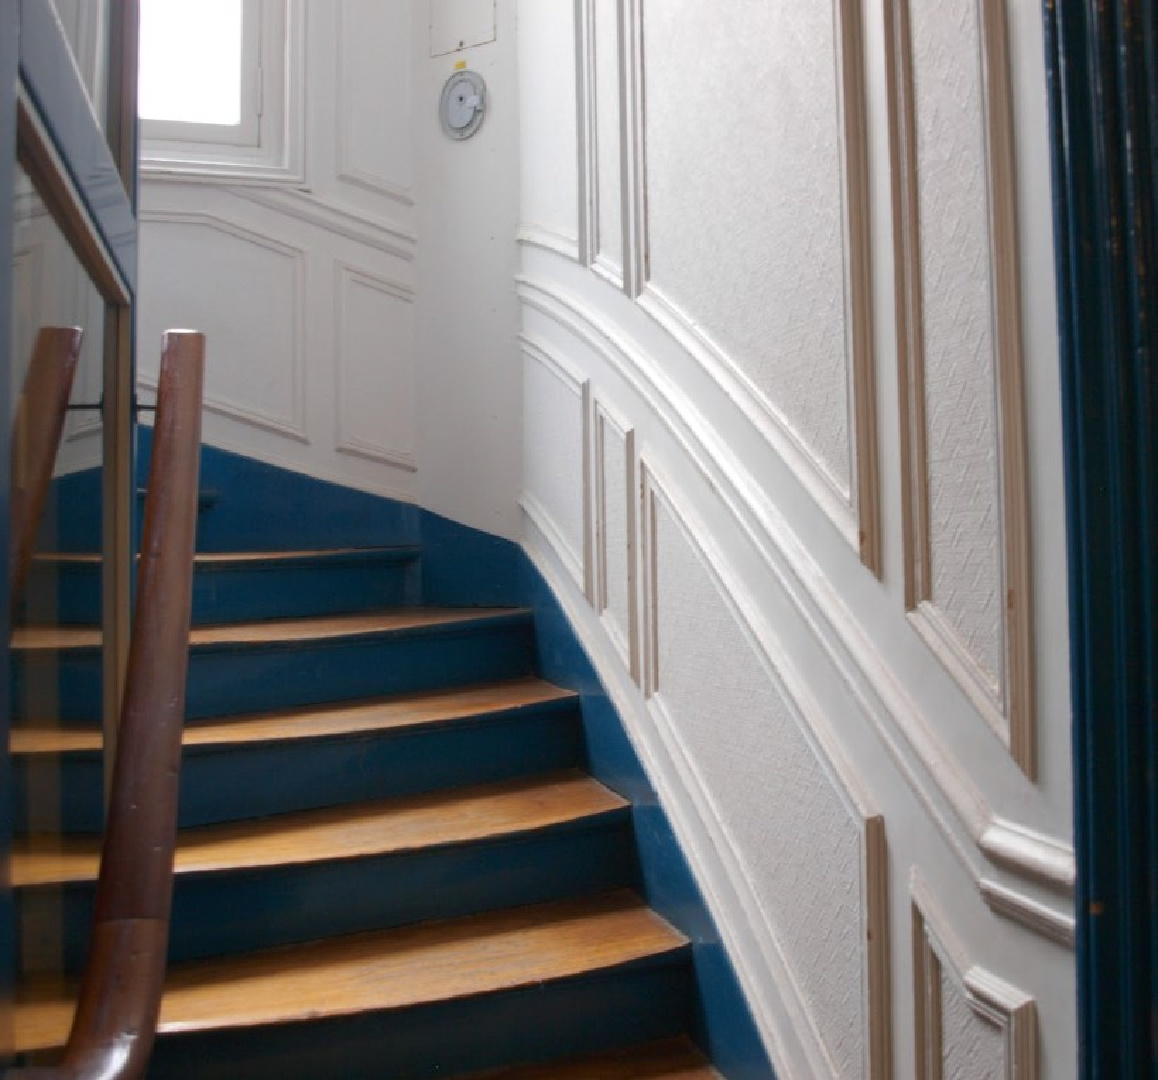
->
(138, 0, 302, 183)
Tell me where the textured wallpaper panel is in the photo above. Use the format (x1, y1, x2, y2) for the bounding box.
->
(643, 0, 851, 496)
(523, 352, 585, 571)
(941, 967, 1006, 1080)
(912, 0, 1003, 690)
(653, 496, 867, 1078)
(600, 415, 632, 658)
(594, 0, 623, 271)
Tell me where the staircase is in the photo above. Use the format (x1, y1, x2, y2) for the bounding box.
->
(9, 542, 723, 1078)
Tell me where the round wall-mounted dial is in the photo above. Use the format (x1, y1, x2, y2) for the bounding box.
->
(439, 71, 487, 141)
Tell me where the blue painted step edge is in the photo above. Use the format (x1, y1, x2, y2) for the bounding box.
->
(22, 547, 423, 626)
(421, 512, 775, 1080)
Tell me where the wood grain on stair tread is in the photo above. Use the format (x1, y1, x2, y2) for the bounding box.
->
(12, 607, 527, 652)
(13, 769, 627, 887)
(11, 677, 576, 755)
(14, 891, 687, 1053)
(461, 1038, 720, 1079)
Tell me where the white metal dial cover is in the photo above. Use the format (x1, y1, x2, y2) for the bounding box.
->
(439, 70, 486, 140)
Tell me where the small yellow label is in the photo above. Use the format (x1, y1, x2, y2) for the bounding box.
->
(454, 60, 468, 71)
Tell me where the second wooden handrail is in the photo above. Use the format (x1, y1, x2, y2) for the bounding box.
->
(9, 326, 83, 622)
(14, 331, 205, 1080)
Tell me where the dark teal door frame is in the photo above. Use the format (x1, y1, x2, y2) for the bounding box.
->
(1045, 0, 1156, 1076)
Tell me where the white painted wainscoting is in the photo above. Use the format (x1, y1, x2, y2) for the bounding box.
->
(137, 0, 420, 503)
(517, 2, 1075, 1078)
(137, 0, 524, 538)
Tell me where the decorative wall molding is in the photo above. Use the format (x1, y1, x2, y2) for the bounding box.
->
(977, 880, 1076, 948)
(516, 276, 1075, 940)
(636, 287, 862, 552)
(979, 819, 1076, 894)
(232, 187, 417, 262)
(833, 0, 880, 576)
(521, 492, 585, 590)
(619, 0, 647, 299)
(517, 224, 581, 261)
(574, 0, 599, 267)
(333, 261, 417, 473)
(591, 397, 638, 678)
(638, 462, 892, 1080)
(885, 0, 1035, 776)
(912, 874, 1039, 1079)
(520, 333, 591, 594)
(140, 210, 308, 443)
(334, 1, 415, 208)
(633, 0, 878, 575)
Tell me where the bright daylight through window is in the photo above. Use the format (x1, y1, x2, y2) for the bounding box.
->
(138, 0, 243, 127)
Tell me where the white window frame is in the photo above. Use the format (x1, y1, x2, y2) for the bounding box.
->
(140, 0, 304, 185)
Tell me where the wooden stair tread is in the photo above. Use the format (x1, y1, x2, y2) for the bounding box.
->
(15, 891, 687, 1053)
(462, 1038, 720, 1079)
(11, 677, 575, 755)
(13, 769, 627, 886)
(12, 607, 527, 651)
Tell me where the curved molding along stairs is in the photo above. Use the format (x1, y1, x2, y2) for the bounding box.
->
(8, 437, 772, 1080)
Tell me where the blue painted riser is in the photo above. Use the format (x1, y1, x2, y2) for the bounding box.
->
(21, 548, 423, 626)
(142, 959, 694, 1080)
(14, 700, 585, 833)
(12, 616, 537, 724)
(31, 816, 637, 973)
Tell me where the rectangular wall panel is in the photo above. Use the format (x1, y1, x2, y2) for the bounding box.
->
(138, 213, 306, 442)
(888, 0, 1034, 772)
(592, 0, 622, 278)
(645, 474, 888, 1080)
(643, 1, 851, 499)
(522, 339, 588, 588)
(337, 0, 414, 203)
(334, 263, 416, 471)
(594, 402, 635, 674)
(912, 876, 1037, 1080)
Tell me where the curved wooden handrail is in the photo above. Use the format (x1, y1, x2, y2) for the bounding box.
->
(14, 331, 205, 1080)
(9, 326, 84, 622)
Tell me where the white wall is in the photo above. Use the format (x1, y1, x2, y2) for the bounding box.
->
(136, 0, 524, 538)
(414, 0, 523, 538)
(517, 2, 1074, 1079)
(138, 1, 422, 502)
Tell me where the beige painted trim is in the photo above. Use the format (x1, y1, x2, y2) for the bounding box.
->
(639, 461, 661, 698)
(885, 0, 1036, 777)
(592, 399, 639, 679)
(618, 0, 648, 298)
(912, 874, 1039, 1080)
(574, 0, 599, 267)
(979, 0, 1035, 777)
(834, 0, 881, 578)
(864, 816, 893, 1080)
